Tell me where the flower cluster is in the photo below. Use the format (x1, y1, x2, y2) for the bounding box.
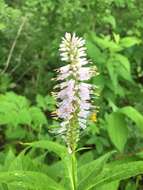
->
(54, 33, 97, 153)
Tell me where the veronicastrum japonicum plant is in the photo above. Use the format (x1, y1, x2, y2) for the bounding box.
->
(54, 32, 97, 154)
(5, 33, 143, 190)
(50, 33, 143, 190)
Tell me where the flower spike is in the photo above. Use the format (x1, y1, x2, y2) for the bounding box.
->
(54, 33, 98, 153)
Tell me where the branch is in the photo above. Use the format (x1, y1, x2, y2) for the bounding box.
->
(1, 16, 27, 74)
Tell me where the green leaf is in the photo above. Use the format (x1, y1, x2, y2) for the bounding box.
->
(96, 181, 119, 190)
(58, 153, 76, 190)
(25, 140, 68, 159)
(103, 15, 116, 29)
(36, 94, 56, 111)
(120, 37, 141, 48)
(4, 149, 16, 170)
(78, 151, 94, 167)
(5, 127, 26, 140)
(86, 40, 105, 64)
(107, 58, 118, 89)
(8, 149, 30, 171)
(36, 94, 46, 110)
(45, 95, 56, 105)
(0, 23, 5, 30)
(119, 106, 143, 132)
(86, 161, 143, 190)
(106, 112, 128, 152)
(18, 109, 31, 125)
(47, 161, 65, 180)
(113, 33, 120, 44)
(125, 181, 136, 190)
(0, 171, 65, 190)
(114, 54, 132, 81)
(107, 53, 132, 90)
(106, 107, 143, 152)
(29, 107, 47, 127)
(0, 92, 30, 127)
(91, 34, 122, 52)
(77, 151, 115, 190)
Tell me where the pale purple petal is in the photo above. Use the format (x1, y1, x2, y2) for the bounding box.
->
(78, 110, 90, 119)
(80, 101, 91, 110)
(78, 67, 92, 81)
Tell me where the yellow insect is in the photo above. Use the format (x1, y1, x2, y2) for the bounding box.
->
(90, 112, 97, 122)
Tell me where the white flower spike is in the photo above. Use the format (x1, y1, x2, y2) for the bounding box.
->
(54, 33, 98, 153)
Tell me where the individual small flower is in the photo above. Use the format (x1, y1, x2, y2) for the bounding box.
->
(57, 79, 75, 100)
(54, 32, 98, 153)
(78, 67, 93, 80)
(79, 83, 91, 101)
(57, 102, 74, 119)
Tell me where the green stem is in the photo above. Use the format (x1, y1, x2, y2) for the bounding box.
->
(71, 152, 77, 190)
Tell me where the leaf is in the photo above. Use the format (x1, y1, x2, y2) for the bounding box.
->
(18, 109, 31, 125)
(8, 149, 30, 171)
(24, 140, 68, 159)
(78, 151, 94, 167)
(103, 15, 116, 29)
(59, 153, 78, 190)
(107, 53, 132, 91)
(86, 40, 105, 64)
(36, 94, 56, 111)
(4, 149, 16, 170)
(0, 23, 5, 30)
(125, 181, 136, 190)
(25, 141, 74, 190)
(29, 107, 47, 127)
(1, 92, 29, 109)
(0, 92, 30, 127)
(119, 106, 143, 132)
(47, 161, 65, 180)
(0, 92, 48, 129)
(0, 171, 65, 190)
(107, 58, 118, 89)
(45, 95, 56, 106)
(91, 34, 122, 52)
(96, 181, 119, 190)
(114, 54, 132, 81)
(106, 112, 128, 152)
(113, 33, 120, 43)
(36, 94, 46, 110)
(86, 161, 143, 190)
(77, 151, 115, 190)
(120, 37, 141, 48)
(5, 127, 26, 140)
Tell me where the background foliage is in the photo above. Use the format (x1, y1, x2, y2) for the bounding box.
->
(0, 0, 143, 189)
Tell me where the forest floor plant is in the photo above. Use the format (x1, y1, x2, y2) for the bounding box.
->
(49, 33, 143, 190)
(1, 33, 143, 190)
(54, 32, 98, 190)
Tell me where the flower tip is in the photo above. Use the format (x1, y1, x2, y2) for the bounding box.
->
(65, 32, 71, 41)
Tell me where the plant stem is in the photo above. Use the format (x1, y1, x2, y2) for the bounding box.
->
(71, 152, 77, 190)
(1, 16, 27, 74)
